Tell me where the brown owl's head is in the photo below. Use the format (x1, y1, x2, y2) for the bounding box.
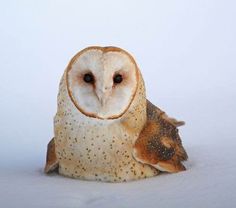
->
(66, 46, 139, 119)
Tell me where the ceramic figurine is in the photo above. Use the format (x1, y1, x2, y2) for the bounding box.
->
(44, 46, 188, 182)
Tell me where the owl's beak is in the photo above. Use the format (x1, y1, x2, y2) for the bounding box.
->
(96, 88, 111, 106)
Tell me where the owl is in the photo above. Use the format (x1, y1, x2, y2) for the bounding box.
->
(44, 46, 188, 182)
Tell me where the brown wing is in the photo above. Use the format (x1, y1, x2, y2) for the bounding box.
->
(44, 138, 59, 173)
(133, 100, 188, 173)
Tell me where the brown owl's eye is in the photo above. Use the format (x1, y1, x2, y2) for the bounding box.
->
(113, 74, 123, 84)
(83, 73, 94, 84)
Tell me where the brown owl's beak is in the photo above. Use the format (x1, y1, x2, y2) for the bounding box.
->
(96, 88, 111, 106)
(95, 88, 111, 106)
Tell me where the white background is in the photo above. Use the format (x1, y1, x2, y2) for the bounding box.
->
(0, 0, 235, 207)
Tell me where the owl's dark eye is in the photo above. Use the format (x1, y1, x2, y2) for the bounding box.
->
(113, 74, 123, 84)
(83, 73, 94, 84)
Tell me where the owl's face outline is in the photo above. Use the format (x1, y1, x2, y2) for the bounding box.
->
(66, 46, 139, 120)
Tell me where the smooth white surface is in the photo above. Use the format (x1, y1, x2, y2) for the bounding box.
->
(0, 0, 235, 207)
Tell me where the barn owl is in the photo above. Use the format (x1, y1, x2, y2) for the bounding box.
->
(44, 46, 188, 182)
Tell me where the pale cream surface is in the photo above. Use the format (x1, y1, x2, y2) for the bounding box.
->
(54, 70, 159, 182)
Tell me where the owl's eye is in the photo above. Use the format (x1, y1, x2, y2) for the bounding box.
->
(113, 74, 123, 84)
(83, 73, 94, 84)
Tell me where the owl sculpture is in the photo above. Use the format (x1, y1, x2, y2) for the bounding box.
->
(45, 46, 188, 182)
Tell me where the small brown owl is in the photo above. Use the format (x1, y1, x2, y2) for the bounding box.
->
(45, 46, 188, 182)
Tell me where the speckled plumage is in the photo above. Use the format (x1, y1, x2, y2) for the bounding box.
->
(44, 46, 188, 182)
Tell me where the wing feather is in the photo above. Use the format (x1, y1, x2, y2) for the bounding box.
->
(44, 138, 59, 173)
(133, 100, 188, 173)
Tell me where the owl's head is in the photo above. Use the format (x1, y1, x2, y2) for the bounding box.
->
(66, 46, 139, 119)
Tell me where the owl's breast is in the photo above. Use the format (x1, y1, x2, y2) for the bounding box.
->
(54, 116, 158, 182)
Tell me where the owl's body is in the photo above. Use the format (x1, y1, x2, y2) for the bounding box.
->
(45, 46, 187, 182)
(54, 70, 158, 182)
